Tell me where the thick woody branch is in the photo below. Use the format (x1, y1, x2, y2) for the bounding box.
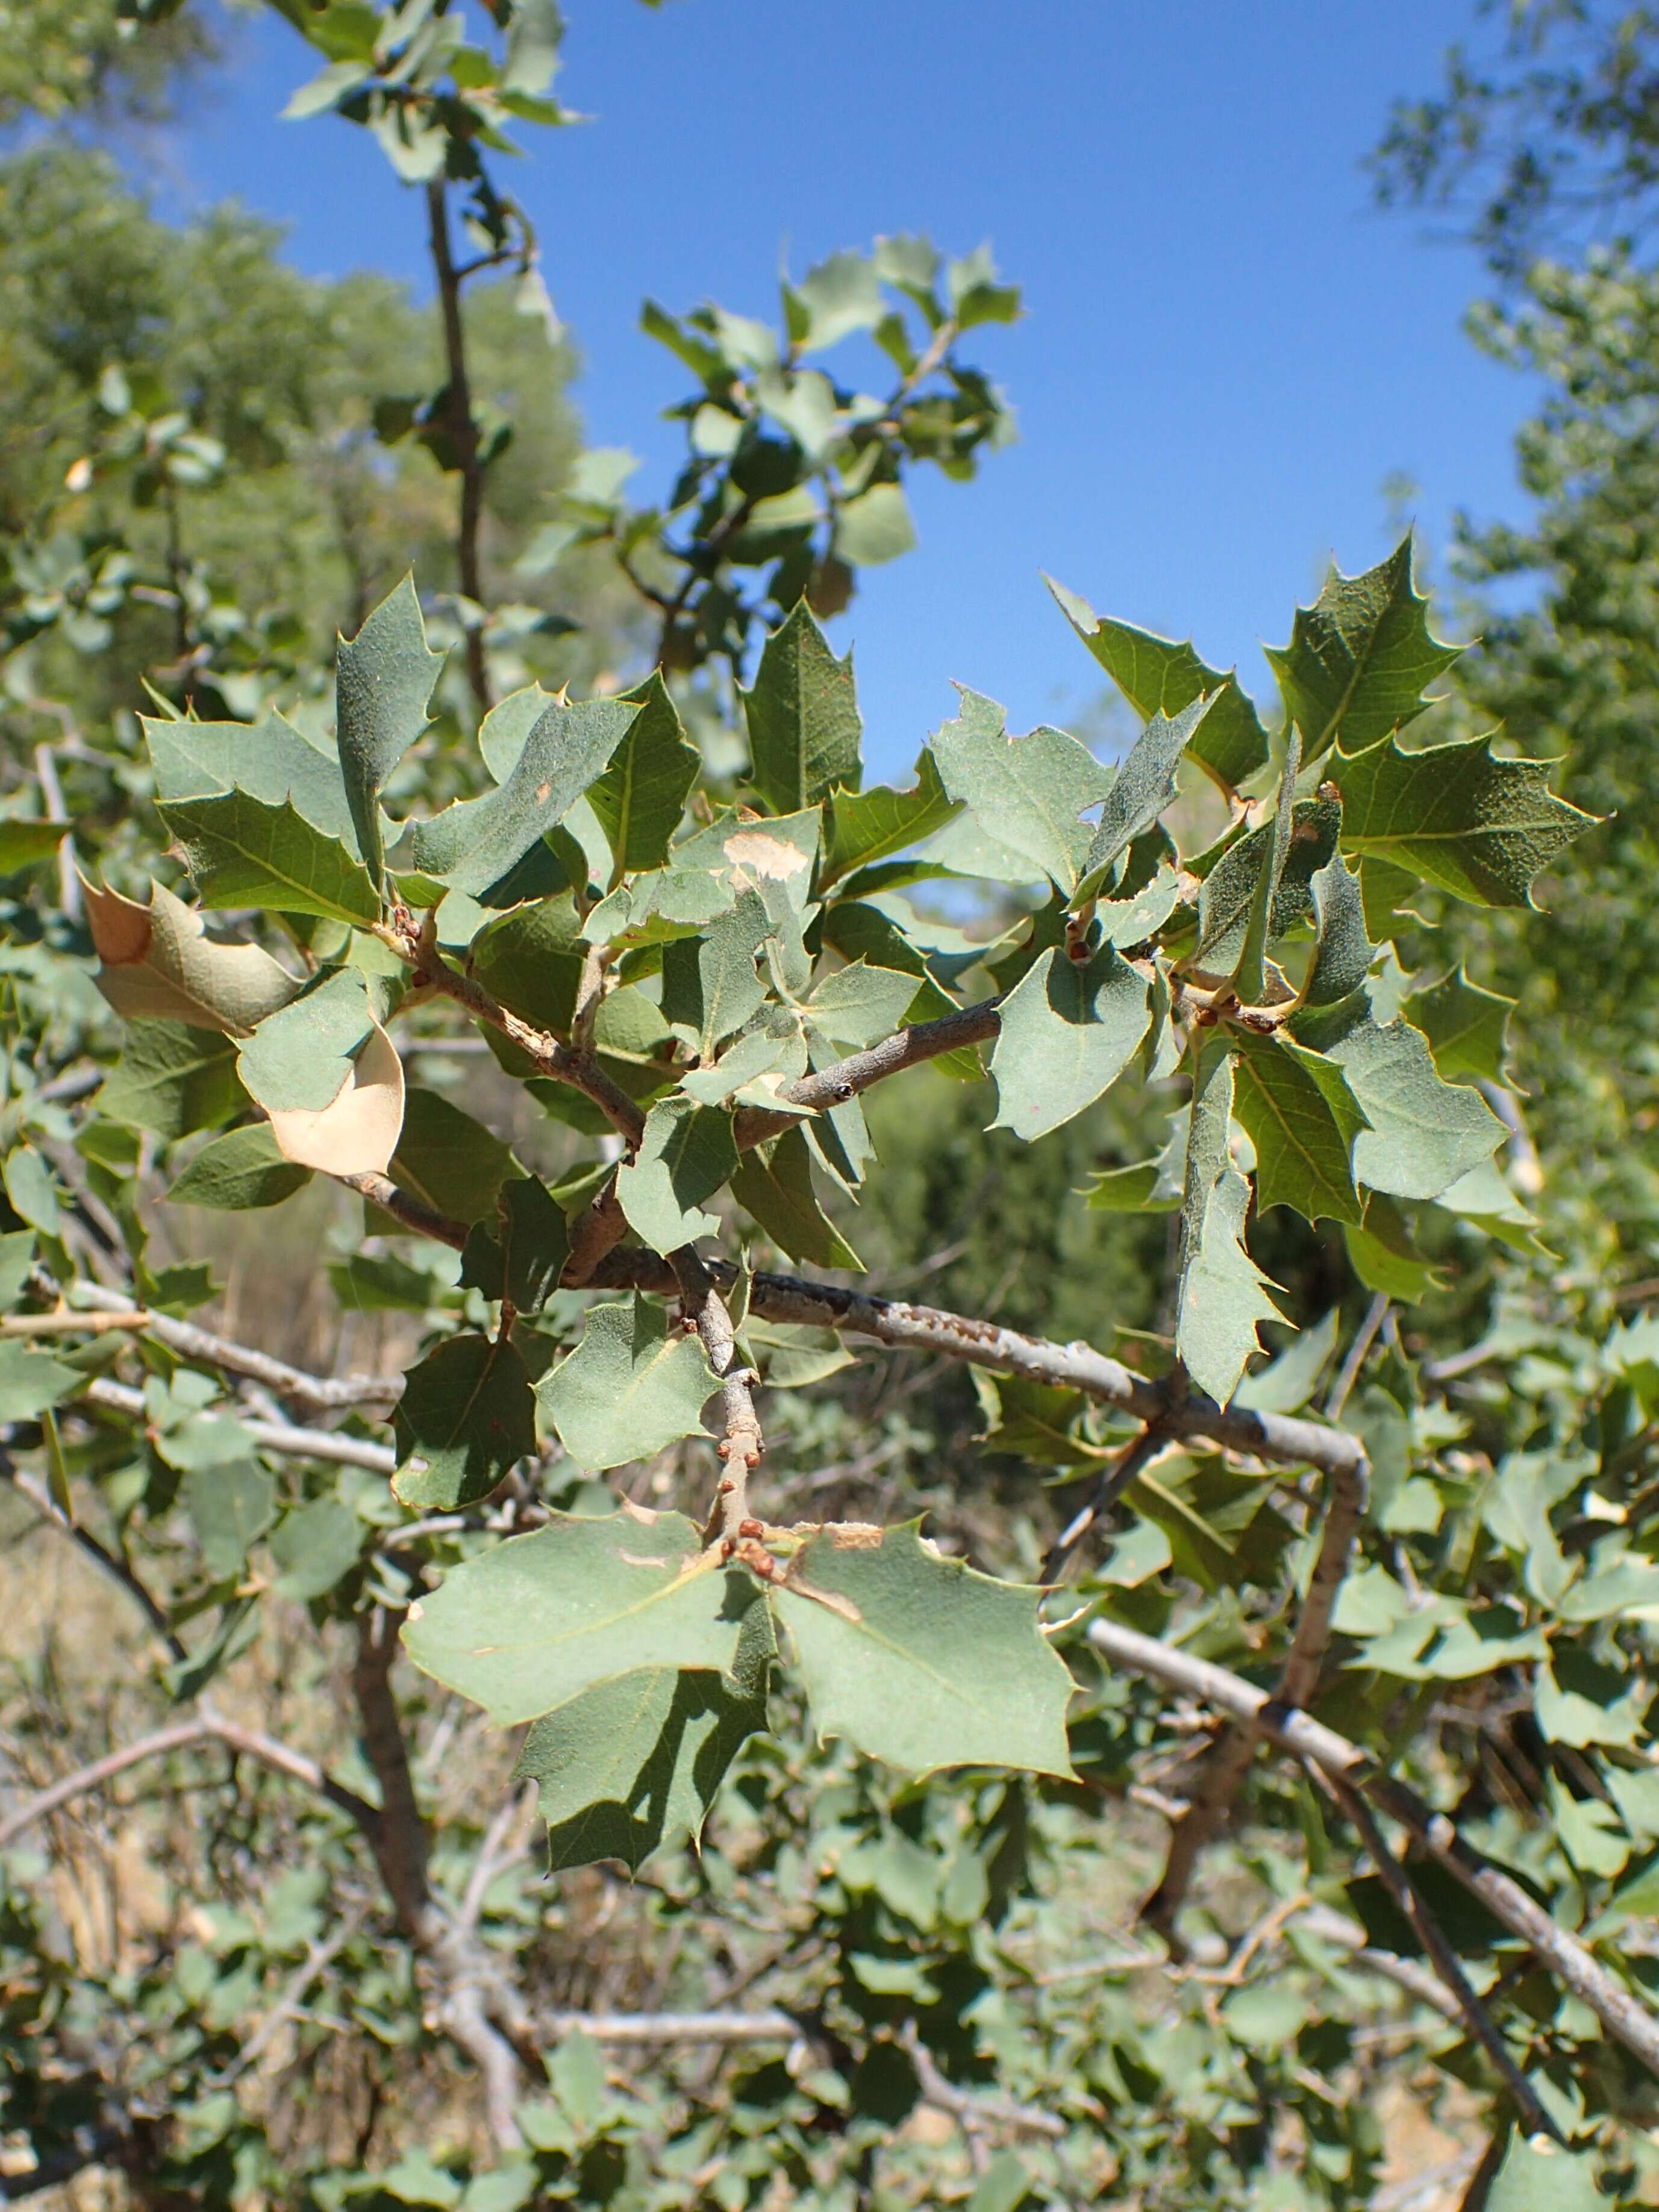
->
(1085, 1614, 1659, 2080)
(0, 1711, 380, 1850)
(340, 1169, 470, 1247)
(589, 1250, 1370, 1481)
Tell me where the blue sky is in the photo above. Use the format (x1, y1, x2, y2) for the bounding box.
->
(161, 0, 1528, 778)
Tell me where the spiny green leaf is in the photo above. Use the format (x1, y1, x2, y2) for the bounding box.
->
(1075, 696, 1214, 906)
(820, 748, 959, 889)
(0, 814, 68, 874)
(237, 968, 375, 1114)
(660, 889, 775, 1058)
(392, 1332, 537, 1510)
(412, 695, 640, 900)
(85, 878, 302, 1036)
(98, 1021, 246, 1141)
(800, 960, 918, 1053)
(1231, 1027, 1368, 1224)
(1343, 1193, 1445, 1301)
(458, 1175, 570, 1315)
(1301, 855, 1375, 1009)
(0, 1340, 84, 1422)
(741, 601, 862, 815)
(336, 571, 445, 891)
(167, 1123, 311, 1211)
(1334, 726, 1596, 907)
(159, 786, 380, 926)
(1292, 990, 1504, 1200)
(1403, 964, 1516, 1086)
(1232, 730, 1301, 1003)
(929, 688, 1112, 897)
(773, 1521, 1075, 1777)
(1175, 1040, 1281, 1404)
(183, 1459, 275, 1579)
(1195, 791, 1341, 977)
(401, 1507, 751, 1723)
(515, 1665, 767, 1874)
(537, 1297, 719, 1472)
(586, 671, 699, 880)
(388, 1088, 517, 1227)
(615, 1098, 739, 1252)
(990, 945, 1150, 1141)
(1048, 576, 1270, 795)
(1264, 537, 1460, 759)
(144, 707, 361, 851)
(469, 894, 586, 1033)
(731, 1126, 861, 1270)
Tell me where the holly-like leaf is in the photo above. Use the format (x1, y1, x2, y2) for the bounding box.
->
(586, 672, 699, 879)
(264, 1020, 404, 1178)
(1265, 537, 1461, 760)
(1405, 966, 1516, 1091)
(411, 695, 640, 899)
(820, 750, 958, 889)
(616, 1098, 739, 1251)
(159, 786, 380, 926)
(0, 814, 69, 874)
(1334, 727, 1596, 907)
(678, 1012, 808, 1111)
(270, 1498, 363, 1603)
(167, 1124, 311, 1211)
(1046, 575, 1270, 794)
(1231, 730, 1301, 1003)
(98, 1021, 245, 1141)
(335, 572, 446, 891)
(1231, 1028, 1368, 1224)
(470, 894, 586, 1033)
(990, 946, 1150, 1141)
(537, 1297, 719, 1471)
(515, 1664, 767, 1874)
(183, 1459, 275, 1579)
(144, 707, 361, 851)
(1300, 855, 1375, 1009)
(800, 960, 918, 1053)
(0, 1341, 84, 1421)
(389, 1088, 517, 1226)
(1075, 696, 1214, 905)
(741, 601, 863, 815)
(1175, 1039, 1281, 1405)
(401, 1507, 751, 1722)
(1292, 990, 1503, 1201)
(458, 1175, 570, 1314)
(660, 889, 775, 1058)
(731, 1126, 861, 1270)
(392, 1332, 537, 1510)
(236, 969, 375, 1114)
(85, 878, 302, 1035)
(929, 688, 1112, 897)
(773, 1522, 1075, 1777)
(1195, 792, 1341, 977)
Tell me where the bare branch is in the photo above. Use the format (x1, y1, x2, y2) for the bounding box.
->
(733, 998, 1002, 1149)
(1314, 1764, 1562, 2143)
(671, 1250, 763, 1543)
(0, 1710, 380, 1849)
(16, 1285, 401, 1409)
(589, 1249, 1371, 1481)
(376, 916, 647, 1145)
(2, 1454, 187, 1662)
(1041, 1420, 1172, 1585)
(339, 1168, 469, 1247)
(1147, 1452, 1369, 1930)
(1085, 1612, 1659, 2079)
(425, 178, 493, 715)
(83, 1375, 396, 1473)
(1326, 1292, 1389, 1421)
